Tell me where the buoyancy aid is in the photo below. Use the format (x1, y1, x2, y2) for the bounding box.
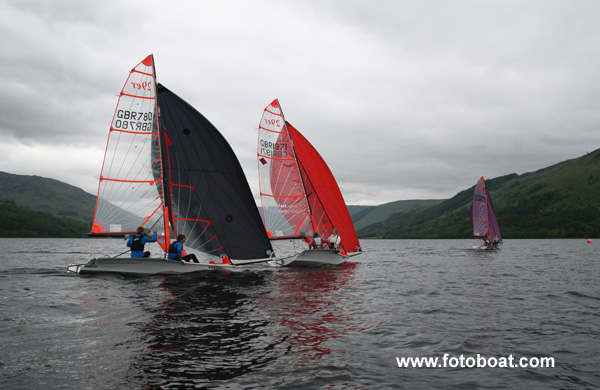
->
(314, 237, 323, 248)
(130, 234, 145, 252)
(168, 241, 180, 255)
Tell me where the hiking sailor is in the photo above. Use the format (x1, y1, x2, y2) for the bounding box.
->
(328, 228, 341, 251)
(126, 226, 158, 258)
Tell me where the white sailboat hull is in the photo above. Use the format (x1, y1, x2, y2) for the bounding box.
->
(471, 243, 501, 251)
(269, 249, 348, 267)
(67, 257, 232, 275)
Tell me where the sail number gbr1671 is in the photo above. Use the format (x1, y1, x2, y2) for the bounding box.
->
(113, 110, 153, 132)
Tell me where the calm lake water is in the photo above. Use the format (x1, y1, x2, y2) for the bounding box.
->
(0, 238, 598, 389)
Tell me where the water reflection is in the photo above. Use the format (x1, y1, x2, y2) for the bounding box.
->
(261, 263, 364, 367)
(127, 262, 364, 387)
(130, 270, 282, 388)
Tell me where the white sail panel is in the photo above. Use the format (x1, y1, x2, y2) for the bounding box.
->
(92, 56, 162, 235)
(257, 100, 312, 238)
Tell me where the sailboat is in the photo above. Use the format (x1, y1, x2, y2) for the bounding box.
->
(257, 99, 362, 266)
(68, 55, 273, 275)
(470, 176, 502, 250)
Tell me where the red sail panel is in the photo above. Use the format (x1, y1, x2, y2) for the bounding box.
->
(257, 100, 312, 238)
(287, 122, 361, 254)
(471, 176, 489, 239)
(270, 128, 312, 235)
(486, 188, 502, 243)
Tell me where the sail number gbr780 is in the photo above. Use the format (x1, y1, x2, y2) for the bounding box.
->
(113, 110, 154, 132)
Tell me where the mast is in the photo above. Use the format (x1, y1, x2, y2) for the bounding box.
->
(146, 55, 171, 250)
(152, 65, 173, 250)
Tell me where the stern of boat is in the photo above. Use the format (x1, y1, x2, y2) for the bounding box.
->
(269, 249, 348, 267)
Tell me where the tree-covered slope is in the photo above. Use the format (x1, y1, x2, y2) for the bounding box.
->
(0, 171, 95, 224)
(0, 199, 90, 237)
(352, 199, 440, 230)
(358, 149, 600, 239)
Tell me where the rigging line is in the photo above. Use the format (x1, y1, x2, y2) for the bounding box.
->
(183, 220, 213, 251)
(120, 184, 158, 219)
(230, 253, 292, 266)
(285, 127, 316, 230)
(296, 158, 328, 234)
(146, 213, 162, 231)
(274, 158, 302, 199)
(102, 129, 124, 200)
(110, 249, 131, 258)
(262, 118, 301, 200)
(104, 140, 149, 211)
(261, 168, 301, 207)
(230, 258, 273, 265)
(112, 115, 142, 183)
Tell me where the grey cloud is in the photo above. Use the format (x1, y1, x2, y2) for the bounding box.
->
(1, 0, 599, 203)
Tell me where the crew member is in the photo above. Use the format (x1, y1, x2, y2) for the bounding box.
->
(126, 226, 157, 258)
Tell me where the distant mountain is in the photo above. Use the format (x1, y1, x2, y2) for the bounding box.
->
(347, 205, 375, 220)
(0, 171, 95, 224)
(358, 149, 600, 239)
(4, 146, 600, 240)
(351, 199, 440, 230)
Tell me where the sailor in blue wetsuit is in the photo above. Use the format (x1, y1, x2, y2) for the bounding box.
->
(168, 234, 199, 263)
(126, 226, 158, 258)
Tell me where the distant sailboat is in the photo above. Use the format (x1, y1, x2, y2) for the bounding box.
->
(470, 176, 502, 250)
(68, 55, 273, 275)
(257, 99, 361, 266)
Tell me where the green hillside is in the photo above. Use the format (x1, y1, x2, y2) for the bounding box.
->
(0, 171, 95, 224)
(3, 147, 600, 239)
(347, 205, 376, 221)
(0, 199, 90, 237)
(358, 149, 600, 239)
(352, 199, 440, 230)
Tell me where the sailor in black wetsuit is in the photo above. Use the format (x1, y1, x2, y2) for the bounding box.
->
(126, 226, 157, 258)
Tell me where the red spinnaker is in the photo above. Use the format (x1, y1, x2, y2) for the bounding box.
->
(287, 123, 361, 254)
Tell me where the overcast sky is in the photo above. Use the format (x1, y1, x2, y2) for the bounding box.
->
(1, 0, 599, 205)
